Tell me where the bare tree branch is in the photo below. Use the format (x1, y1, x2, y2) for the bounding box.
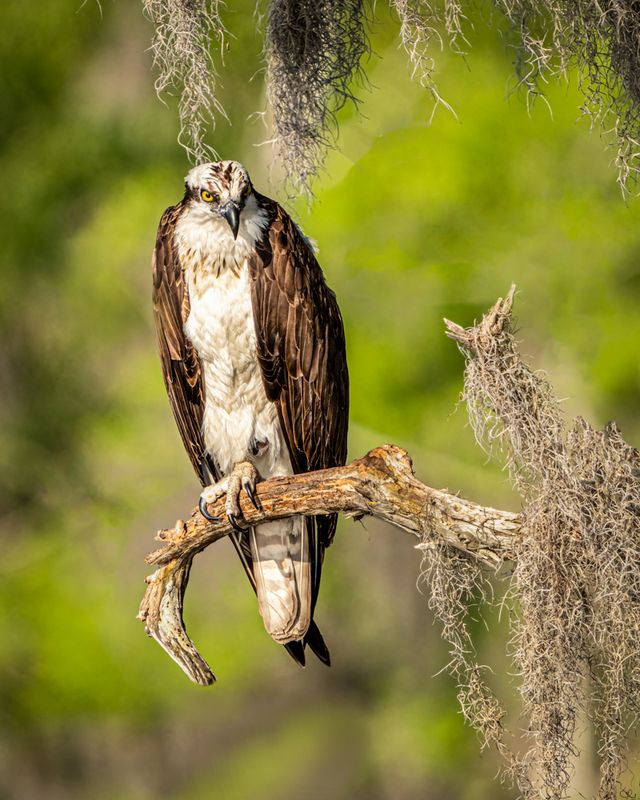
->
(138, 443, 520, 685)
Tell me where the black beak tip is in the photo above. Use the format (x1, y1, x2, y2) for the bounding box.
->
(222, 203, 241, 240)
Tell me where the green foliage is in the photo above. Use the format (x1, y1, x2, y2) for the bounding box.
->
(0, 1, 638, 798)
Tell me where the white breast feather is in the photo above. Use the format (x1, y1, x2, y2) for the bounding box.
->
(175, 195, 292, 480)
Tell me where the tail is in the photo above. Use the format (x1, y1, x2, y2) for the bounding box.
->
(285, 621, 331, 667)
(226, 528, 330, 667)
(250, 516, 312, 644)
(304, 620, 331, 666)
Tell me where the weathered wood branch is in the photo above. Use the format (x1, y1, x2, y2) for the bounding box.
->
(138, 443, 521, 686)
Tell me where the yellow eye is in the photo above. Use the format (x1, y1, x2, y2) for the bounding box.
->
(201, 189, 216, 202)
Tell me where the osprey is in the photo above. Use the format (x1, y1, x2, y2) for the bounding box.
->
(152, 160, 349, 666)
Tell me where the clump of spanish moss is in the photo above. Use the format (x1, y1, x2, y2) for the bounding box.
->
(143, 0, 225, 163)
(393, 0, 465, 88)
(419, 539, 529, 789)
(438, 287, 640, 799)
(392, 1, 640, 188)
(265, 0, 369, 193)
(492, 1, 640, 189)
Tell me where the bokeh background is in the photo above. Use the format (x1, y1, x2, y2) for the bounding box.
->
(1, 1, 639, 798)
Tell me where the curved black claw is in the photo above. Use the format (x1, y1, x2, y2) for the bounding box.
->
(227, 513, 245, 533)
(199, 496, 221, 522)
(244, 481, 263, 511)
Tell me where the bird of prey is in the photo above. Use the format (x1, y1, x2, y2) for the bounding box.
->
(152, 160, 349, 667)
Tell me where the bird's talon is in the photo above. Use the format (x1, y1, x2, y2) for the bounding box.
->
(244, 481, 262, 511)
(199, 496, 220, 522)
(227, 513, 245, 533)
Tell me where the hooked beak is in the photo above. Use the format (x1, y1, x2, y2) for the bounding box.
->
(220, 201, 241, 240)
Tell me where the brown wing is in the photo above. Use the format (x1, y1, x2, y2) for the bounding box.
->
(249, 197, 349, 553)
(152, 203, 217, 487)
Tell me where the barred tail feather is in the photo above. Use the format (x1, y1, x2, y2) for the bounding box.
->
(304, 620, 331, 666)
(250, 517, 312, 644)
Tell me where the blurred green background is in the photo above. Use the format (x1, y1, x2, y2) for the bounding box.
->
(1, 1, 639, 798)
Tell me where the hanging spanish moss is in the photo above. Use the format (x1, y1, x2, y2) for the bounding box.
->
(143, 0, 225, 163)
(143, 1, 640, 191)
(450, 292, 640, 799)
(265, 0, 369, 193)
(418, 540, 528, 790)
(493, 1, 640, 190)
(393, 0, 465, 85)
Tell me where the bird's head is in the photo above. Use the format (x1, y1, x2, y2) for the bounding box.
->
(184, 160, 254, 239)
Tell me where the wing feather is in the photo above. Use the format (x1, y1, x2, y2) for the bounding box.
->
(152, 204, 216, 487)
(249, 198, 349, 556)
